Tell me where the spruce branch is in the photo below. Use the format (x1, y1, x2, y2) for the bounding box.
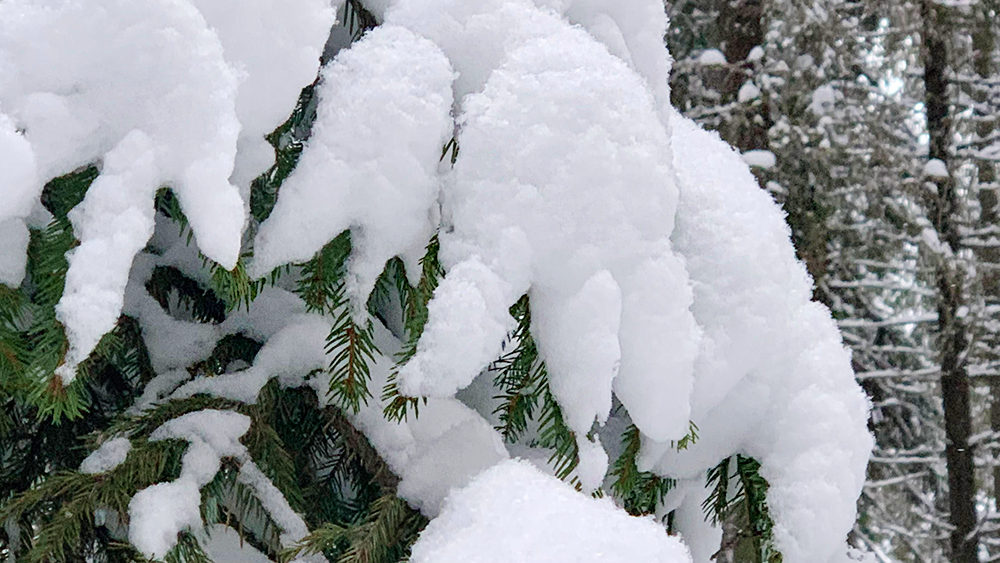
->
(610, 424, 676, 517)
(382, 236, 442, 422)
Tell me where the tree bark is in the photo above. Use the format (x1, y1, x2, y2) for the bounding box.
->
(923, 2, 979, 561)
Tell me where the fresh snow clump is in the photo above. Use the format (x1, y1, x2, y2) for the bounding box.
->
(251, 25, 455, 310)
(408, 459, 692, 563)
(187, 0, 334, 190)
(642, 113, 872, 563)
(737, 81, 761, 103)
(741, 149, 777, 169)
(924, 158, 949, 179)
(0, 0, 245, 381)
(79, 437, 132, 475)
(697, 49, 727, 65)
(0, 111, 38, 286)
(399, 8, 700, 450)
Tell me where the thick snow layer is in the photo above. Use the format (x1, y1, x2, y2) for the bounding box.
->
(130, 410, 251, 559)
(0, 0, 247, 381)
(55, 131, 159, 381)
(408, 459, 692, 563)
(80, 437, 132, 475)
(399, 8, 700, 444)
(548, 0, 674, 121)
(188, 0, 334, 189)
(0, 0, 244, 265)
(641, 112, 872, 563)
(0, 111, 38, 287)
(251, 25, 454, 312)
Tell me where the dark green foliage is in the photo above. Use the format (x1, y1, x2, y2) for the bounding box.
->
(250, 84, 317, 225)
(610, 425, 676, 517)
(147, 266, 227, 324)
(281, 494, 426, 563)
(326, 305, 378, 414)
(703, 455, 780, 563)
(382, 236, 442, 421)
(342, 0, 378, 42)
(41, 164, 100, 220)
(491, 295, 581, 484)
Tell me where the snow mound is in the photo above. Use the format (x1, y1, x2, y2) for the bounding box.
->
(0, 111, 38, 287)
(398, 4, 700, 449)
(251, 24, 455, 312)
(408, 459, 692, 563)
(642, 113, 872, 563)
(0, 0, 244, 381)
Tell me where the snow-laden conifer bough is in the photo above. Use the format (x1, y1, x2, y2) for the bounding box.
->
(0, 1, 873, 562)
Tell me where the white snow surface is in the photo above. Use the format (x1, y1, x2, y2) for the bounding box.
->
(0, 111, 38, 287)
(251, 25, 455, 313)
(397, 5, 701, 445)
(79, 437, 132, 475)
(188, 0, 334, 190)
(408, 459, 692, 563)
(643, 113, 873, 563)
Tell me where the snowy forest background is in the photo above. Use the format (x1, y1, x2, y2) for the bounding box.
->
(0, 0, 998, 563)
(666, 0, 998, 561)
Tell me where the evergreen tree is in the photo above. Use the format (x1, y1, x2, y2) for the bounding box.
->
(0, 2, 873, 563)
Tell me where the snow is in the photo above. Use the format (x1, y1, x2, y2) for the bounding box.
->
(742, 149, 777, 169)
(55, 131, 159, 382)
(238, 461, 310, 545)
(398, 6, 700, 444)
(0, 0, 245, 265)
(187, 0, 335, 190)
(172, 313, 332, 403)
(251, 25, 455, 314)
(809, 85, 837, 115)
(0, 220, 29, 288)
(0, 3, 877, 562)
(697, 49, 727, 65)
(0, 111, 38, 287)
(80, 437, 132, 475)
(924, 158, 949, 179)
(408, 459, 692, 563)
(1, 0, 335, 380)
(737, 81, 761, 103)
(130, 410, 252, 559)
(203, 524, 273, 563)
(747, 46, 765, 62)
(641, 112, 873, 563)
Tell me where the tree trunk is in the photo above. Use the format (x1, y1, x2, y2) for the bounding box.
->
(923, 2, 979, 561)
